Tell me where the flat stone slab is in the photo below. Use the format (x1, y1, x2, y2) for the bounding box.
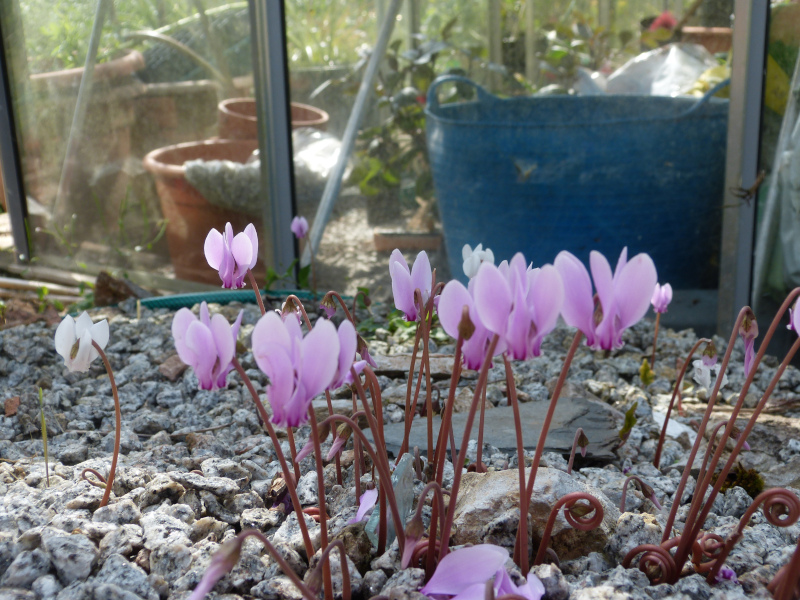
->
(368, 394, 622, 462)
(372, 354, 455, 380)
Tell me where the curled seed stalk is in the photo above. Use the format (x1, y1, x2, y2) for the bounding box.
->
(81, 468, 107, 488)
(622, 540, 679, 585)
(533, 492, 604, 566)
(705, 488, 800, 583)
(324, 291, 355, 324)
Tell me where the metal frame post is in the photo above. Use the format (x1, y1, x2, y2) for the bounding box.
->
(716, 0, 768, 335)
(249, 0, 296, 274)
(0, 14, 31, 262)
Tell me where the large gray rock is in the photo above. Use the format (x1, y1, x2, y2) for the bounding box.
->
(451, 467, 618, 561)
(1, 549, 51, 588)
(94, 555, 158, 600)
(42, 534, 98, 586)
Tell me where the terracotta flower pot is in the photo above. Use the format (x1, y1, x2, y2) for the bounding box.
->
(143, 139, 264, 285)
(218, 98, 329, 140)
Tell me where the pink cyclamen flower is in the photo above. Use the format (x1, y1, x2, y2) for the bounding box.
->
(188, 536, 243, 600)
(421, 545, 544, 600)
(204, 223, 258, 289)
(252, 311, 339, 427)
(172, 302, 243, 391)
(291, 216, 309, 239)
(390, 249, 432, 322)
(715, 566, 738, 584)
(348, 488, 378, 524)
(651, 282, 672, 314)
(54, 312, 109, 373)
(438, 278, 493, 370)
(554, 248, 658, 351)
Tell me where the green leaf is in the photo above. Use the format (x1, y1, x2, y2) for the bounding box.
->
(639, 359, 655, 386)
(619, 402, 638, 442)
(298, 264, 311, 290)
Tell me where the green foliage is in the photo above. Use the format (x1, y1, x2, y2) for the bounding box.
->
(264, 259, 299, 291)
(618, 402, 638, 445)
(67, 282, 95, 313)
(639, 358, 655, 386)
(714, 463, 765, 499)
(36, 286, 64, 313)
(297, 264, 311, 291)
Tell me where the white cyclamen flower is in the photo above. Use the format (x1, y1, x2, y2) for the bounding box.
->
(692, 358, 728, 391)
(54, 312, 110, 372)
(462, 243, 495, 279)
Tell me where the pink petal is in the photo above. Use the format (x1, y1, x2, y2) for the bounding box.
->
(421, 545, 509, 597)
(391, 261, 417, 320)
(474, 263, 512, 336)
(528, 264, 564, 354)
(264, 348, 295, 426)
(553, 251, 596, 344)
(348, 488, 378, 524)
(244, 224, 259, 269)
(326, 435, 347, 460)
(199, 302, 210, 327)
(252, 312, 292, 373)
(438, 280, 473, 339)
(231, 232, 253, 269)
(613, 247, 628, 281)
(298, 319, 340, 399)
(204, 229, 224, 269)
(172, 308, 197, 362)
(389, 248, 410, 274)
(615, 253, 658, 330)
(410, 251, 432, 298)
(185, 321, 217, 388)
(210, 314, 235, 375)
(590, 250, 614, 315)
(504, 271, 531, 359)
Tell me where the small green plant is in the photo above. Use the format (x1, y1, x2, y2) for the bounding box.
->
(618, 402, 638, 448)
(639, 358, 655, 386)
(36, 286, 64, 313)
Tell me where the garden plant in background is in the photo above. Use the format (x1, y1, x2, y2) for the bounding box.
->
(49, 216, 800, 600)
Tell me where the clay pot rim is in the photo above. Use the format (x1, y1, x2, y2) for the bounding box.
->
(29, 50, 145, 90)
(218, 97, 330, 127)
(143, 138, 259, 178)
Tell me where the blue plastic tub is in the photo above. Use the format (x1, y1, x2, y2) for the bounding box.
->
(425, 75, 729, 288)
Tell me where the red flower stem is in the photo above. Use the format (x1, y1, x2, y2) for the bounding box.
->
(377, 484, 387, 555)
(419, 296, 435, 461)
(326, 291, 355, 324)
(566, 427, 586, 475)
(313, 540, 352, 600)
(246, 269, 266, 315)
(351, 390, 363, 498)
(519, 330, 583, 551)
(475, 384, 488, 473)
(651, 312, 661, 368)
(697, 419, 733, 484)
(398, 320, 424, 461)
(93, 341, 120, 508)
(306, 405, 333, 600)
(318, 413, 406, 550)
(433, 332, 464, 486)
(324, 390, 343, 486)
(237, 530, 321, 600)
(671, 292, 799, 575)
(681, 334, 800, 568)
(438, 334, 500, 562)
(286, 427, 301, 483)
(504, 355, 529, 572)
(365, 368, 388, 455)
(231, 357, 314, 560)
(653, 338, 709, 469)
(661, 308, 748, 546)
(413, 481, 447, 577)
(673, 292, 800, 569)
